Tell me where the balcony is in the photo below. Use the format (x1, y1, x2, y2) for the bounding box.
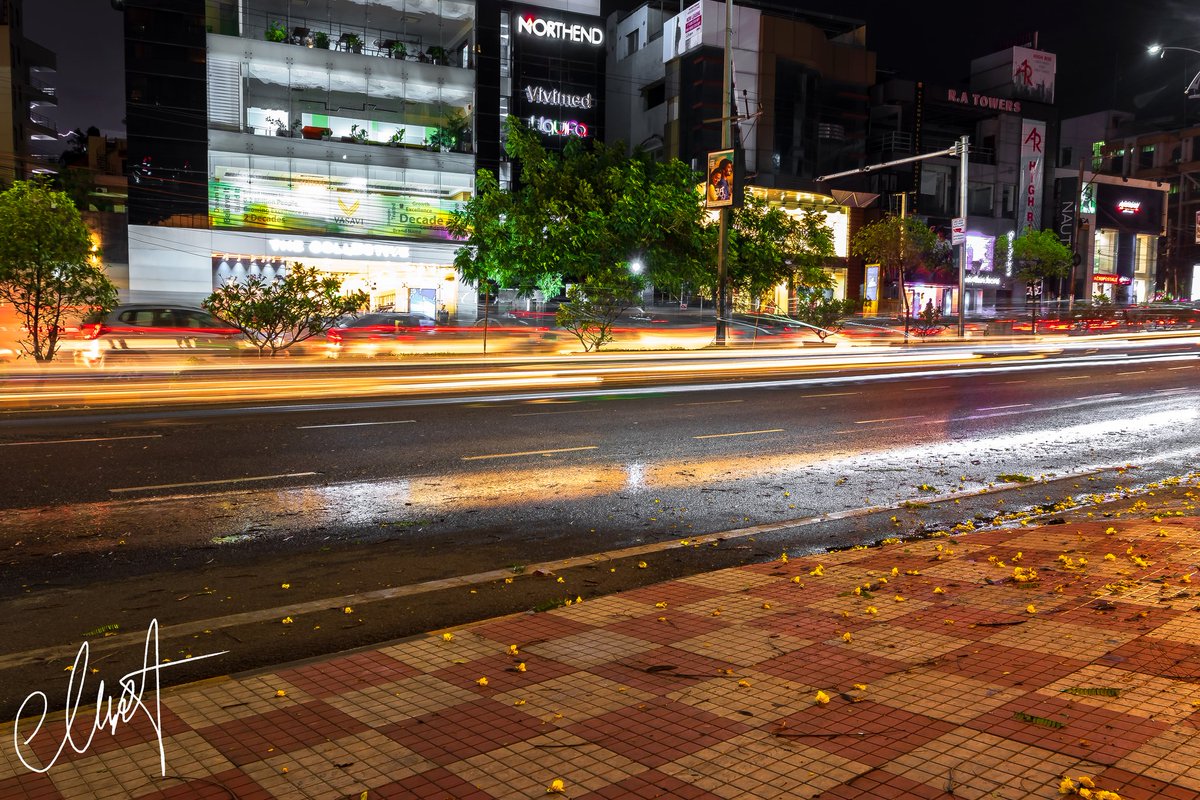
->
(209, 129, 475, 177)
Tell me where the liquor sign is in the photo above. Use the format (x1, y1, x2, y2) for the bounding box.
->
(1011, 46, 1055, 103)
(1018, 119, 1046, 234)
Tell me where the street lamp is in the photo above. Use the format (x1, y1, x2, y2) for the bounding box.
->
(1147, 44, 1200, 98)
(629, 260, 644, 275)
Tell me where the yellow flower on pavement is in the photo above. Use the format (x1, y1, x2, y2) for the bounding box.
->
(275, 689, 286, 697)
(508, 644, 519, 656)
(547, 778, 565, 794)
(514, 699, 526, 706)
(637, 561, 648, 569)
(890, 567, 899, 576)
(556, 576, 565, 583)
(281, 583, 290, 589)
(711, 608, 722, 616)
(842, 631, 853, 643)
(1027, 604, 1037, 614)
(780, 553, 789, 563)
(516, 662, 527, 673)
(791, 576, 802, 584)
(864, 606, 878, 616)
(1059, 777, 1078, 794)
(343, 606, 353, 614)
(761, 602, 771, 610)
(657, 616, 668, 622)
(1104, 553, 1116, 561)
(933, 587, 945, 594)
(853, 683, 868, 690)
(654, 602, 668, 609)
(1105, 526, 1116, 534)
(504, 577, 513, 584)
(476, 677, 489, 686)
(852, 586, 863, 596)
(809, 564, 824, 577)
(894, 595, 906, 603)
(281, 617, 293, 625)
(738, 679, 751, 687)
(1078, 776, 1096, 789)
(814, 690, 831, 704)
(442, 632, 454, 642)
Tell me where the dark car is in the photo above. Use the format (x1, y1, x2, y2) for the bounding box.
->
(62, 305, 248, 367)
(324, 312, 437, 358)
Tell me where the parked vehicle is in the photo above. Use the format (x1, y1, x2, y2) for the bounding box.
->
(324, 312, 437, 358)
(61, 305, 248, 367)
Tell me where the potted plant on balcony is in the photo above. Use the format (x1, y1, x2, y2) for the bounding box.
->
(313, 31, 330, 49)
(265, 115, 287, 136)
(388, 128, 405, 147)
(349, 123, 369, 144)
(344, 33, 363, 54)
(389, 41, 407, 60)
(426, 45, 449, 66)
(265, 20, 288, 43)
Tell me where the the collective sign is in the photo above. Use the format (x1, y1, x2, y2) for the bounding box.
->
(209, 168, 461, 240)
(1011, 46, 1055, 104)
(1018, 119, 1046, 234)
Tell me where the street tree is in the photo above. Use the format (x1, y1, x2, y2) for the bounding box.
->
(851, 215, 939, 330)
(791, 295, 859, 340)
(0, 179, 117, 361)
(449, 117, 711, 333)
(726, 193, 836, 309)
(203, 262, 369, 356)
(555, 279, 640, 352)
(994, 228, 1072, 332)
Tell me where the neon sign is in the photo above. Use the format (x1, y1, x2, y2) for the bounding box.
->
(268, 238, 411, 260)
(1116, 200, 1141, 215)
(516, 16, 604, 45)
(523, 85, 594, 109)
(1092, 273, 1131, 285)
(965, 274, 1002, 286)
(527, 116, 589, 137)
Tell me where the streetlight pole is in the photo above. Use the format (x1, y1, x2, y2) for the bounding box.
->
(1148, 45, 1200, 99)
(956, 135, 968, 338)
(714, 0, 733, 346)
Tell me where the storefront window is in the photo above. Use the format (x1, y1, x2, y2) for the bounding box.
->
(1093, 229, 1116, 274)
(1134, 234, 1156, 279)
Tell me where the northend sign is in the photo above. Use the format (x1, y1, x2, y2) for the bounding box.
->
(945, 89, 1022, 114)
(516, 15, 604, 46)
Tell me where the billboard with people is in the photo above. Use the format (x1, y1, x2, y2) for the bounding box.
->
(706, 149, 734, 208)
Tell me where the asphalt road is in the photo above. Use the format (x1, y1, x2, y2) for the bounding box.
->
(0, 339, 1197, 717)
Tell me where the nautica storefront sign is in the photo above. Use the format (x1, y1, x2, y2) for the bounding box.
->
(517, 15, 604, 45)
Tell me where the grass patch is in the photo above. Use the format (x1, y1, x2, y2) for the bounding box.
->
(997, 473, 1035, 483)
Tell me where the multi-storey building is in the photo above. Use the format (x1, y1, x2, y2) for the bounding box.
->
(123, 0, 480, 318)
(606, 0, 876, 308)
(0, 0, 57, 179)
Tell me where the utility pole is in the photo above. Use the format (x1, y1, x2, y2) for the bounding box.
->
(1068, 157, 1085, 314)
(957, 135, 968, 338)
(714, 0, 732, 346)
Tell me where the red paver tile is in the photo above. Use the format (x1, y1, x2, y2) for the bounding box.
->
(470, 610, 597, 647)
(818, 767, 953, 799)
(378, 698, 546, 766)
(18, 701, 191, 767)
(746, 576, 847, 604)
(617, 579, 728, 608)
(930, 643, 1092, 688)
(274, 649, 421, 697)
(370, 766, 496, 799)
(966, 690, 1172, 765)
(0, 771, 65, 800)
(586, 645, 738, 695)
(755, 641, 907, 689)
(888, 605, 1026, 640)
(1094, 765, 1200, 800)
(746, 606, 876, 640)
(1102, 636, 1200, 679)
(574, 769, 726, 799)
(770, 701, 957, 768)
(430, 652, 578, 695)
(563, 697, 751, 769)
(131, 768, 274, 799)
(603, 610, 730, 647)
(193, 699, 369, 766)
(1048, 602, 1181, 635)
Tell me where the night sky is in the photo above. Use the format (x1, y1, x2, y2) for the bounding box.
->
(27, 0, 1200, 140)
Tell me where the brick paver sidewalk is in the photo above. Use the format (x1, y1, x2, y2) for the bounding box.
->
(4, 509, 1200, 799)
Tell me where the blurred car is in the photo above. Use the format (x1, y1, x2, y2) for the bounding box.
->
(324, 312, 438, 358)
(62, 305, 248, 368)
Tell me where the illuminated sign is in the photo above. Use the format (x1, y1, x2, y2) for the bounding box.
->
(945, 89, 1022, 114)
(1019, 119, 1046, 233)
(965, 274, 1002, 286)
(1092, 273, 1131, 285)
(267, 238, 411, 260)
(1116, 200, 1141, 215)
(526, 116, 589, 137)
(209, 167, 462, 240)
(523, 85, 594, 109)
(516, 15, 603, 45)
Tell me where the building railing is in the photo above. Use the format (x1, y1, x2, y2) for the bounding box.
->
(29, 74, 56, 97)
(244, 10, 471, 69)
(28, 110, 54, 129)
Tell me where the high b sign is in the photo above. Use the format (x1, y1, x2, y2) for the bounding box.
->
(516, 15, 604, 46)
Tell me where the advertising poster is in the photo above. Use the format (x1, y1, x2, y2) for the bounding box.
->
(209, 168, 461, 240)
(1011, 46, 1056, 104)
(1018, 119, 1046, 233)
(705, 149, 735, 208)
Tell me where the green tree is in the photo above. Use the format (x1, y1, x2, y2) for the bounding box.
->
(449, 117, 711, 328)
(726, 193, 835, 307)
(851, 215, 939, 331)
(203, 262, 369, 356)
(995, 228, 1072, 333)
(0, 180, 117, 361)
(791, 294, 858, 340)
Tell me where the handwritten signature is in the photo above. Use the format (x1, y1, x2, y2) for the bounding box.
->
(13, 618, 227, 776)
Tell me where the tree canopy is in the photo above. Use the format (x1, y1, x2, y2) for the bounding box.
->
(0, 180, 117, 361)
(996, 227, 1072, 288)
(727, 192, 835, 304)
(851, 215, 939, 319)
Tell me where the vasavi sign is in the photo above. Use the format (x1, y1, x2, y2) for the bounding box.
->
(516, 15, 603, 46)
